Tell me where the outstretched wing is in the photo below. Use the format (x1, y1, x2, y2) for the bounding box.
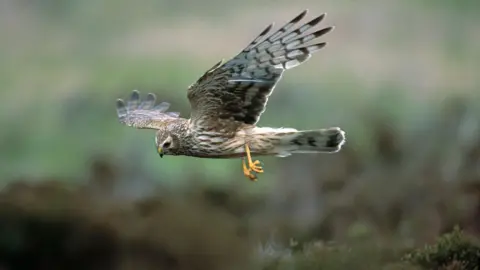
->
(187, 10, 333, 131)
(116, 90, 181, 130)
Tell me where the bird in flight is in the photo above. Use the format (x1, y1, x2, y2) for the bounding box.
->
(116, 9, 346, 181)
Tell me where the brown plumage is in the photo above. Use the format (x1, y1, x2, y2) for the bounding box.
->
(116, 10, 346, 181)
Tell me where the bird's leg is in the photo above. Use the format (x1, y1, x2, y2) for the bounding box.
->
(242, 157, 258, 181)
(244, 144, 264, 174)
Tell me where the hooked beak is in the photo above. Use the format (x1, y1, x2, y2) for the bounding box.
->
(157, 147, 164, 158)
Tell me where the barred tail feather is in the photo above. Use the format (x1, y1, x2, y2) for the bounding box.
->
(276, 127, 346, 157)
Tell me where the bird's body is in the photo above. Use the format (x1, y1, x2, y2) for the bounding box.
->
(164, 125, 343, 159)
(116, 9, 346, 181)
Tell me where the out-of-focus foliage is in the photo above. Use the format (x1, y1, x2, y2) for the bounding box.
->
(0, 164, 255, 270)
(1, 163, 480, 269)
(403, 226, 480, 270)
(1, 0, 480, 269)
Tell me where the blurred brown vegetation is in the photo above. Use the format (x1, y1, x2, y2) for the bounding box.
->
(0, 159, 255, 270)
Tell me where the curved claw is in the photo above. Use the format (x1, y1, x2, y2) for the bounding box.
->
(250, 160, 264, 173)
(247, 172, 258, 181)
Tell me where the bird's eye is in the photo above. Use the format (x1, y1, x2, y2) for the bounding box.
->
(163, 141, 171, 148)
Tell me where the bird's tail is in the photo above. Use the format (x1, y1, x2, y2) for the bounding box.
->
(274, 127, 346, 157)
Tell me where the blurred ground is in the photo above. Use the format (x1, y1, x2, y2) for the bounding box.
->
(1, 0, 480, 269)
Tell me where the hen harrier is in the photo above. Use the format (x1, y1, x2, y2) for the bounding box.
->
(116, 10, 346, 181)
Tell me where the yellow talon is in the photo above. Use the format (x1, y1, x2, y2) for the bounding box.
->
(242, 157, 258, 181)
(249, 160, 264, 173)
(242, 144, 264, 181)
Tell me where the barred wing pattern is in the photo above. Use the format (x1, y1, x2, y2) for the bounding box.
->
(187, 10, 333, 130)
(116, 90, 180, 130)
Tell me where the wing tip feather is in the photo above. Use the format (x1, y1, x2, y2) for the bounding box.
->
(130, 89, 140, 99)
(116, 89, 179, 118)
(259, 23, 274, 37)
(147, 92, 156, 101)
(297, 9, 309, 20)
(308, 13, 326, 26)
(116, 99, 126, 112)
(116, 98, 125, 107)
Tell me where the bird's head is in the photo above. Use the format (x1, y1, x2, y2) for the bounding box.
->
(155, 130, 180, 158)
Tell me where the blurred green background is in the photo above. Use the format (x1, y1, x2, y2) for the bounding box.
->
(1, 0, 480, 269)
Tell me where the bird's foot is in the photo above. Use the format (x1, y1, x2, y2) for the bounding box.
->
(242, 158, 263, 181)
(242, 144, 264, 181)
(242, 157, 258, 181)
